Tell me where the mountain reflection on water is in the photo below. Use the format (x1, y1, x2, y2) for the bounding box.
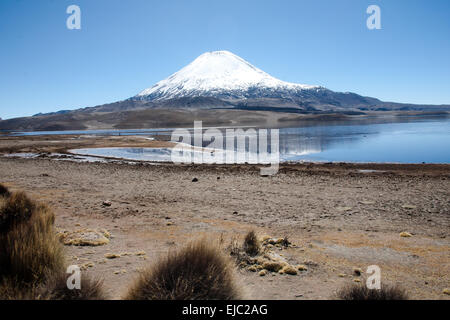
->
(70, 117, 450, 164)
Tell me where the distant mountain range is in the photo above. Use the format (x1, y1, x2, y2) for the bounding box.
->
(1, 51, 449, 131)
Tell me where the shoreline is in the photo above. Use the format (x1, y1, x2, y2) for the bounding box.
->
(2, 151, 450, 175)
(1, 133, 449, 170)
(1, 110, 449, 133)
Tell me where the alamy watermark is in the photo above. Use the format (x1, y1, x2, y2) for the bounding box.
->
(65, 5, 380, 31)
(66, 265, 81, 290)
(367, 5, 381, 30)
(366, 265, 381, 289)
(170, 121, 279, 175)
(66, 5, 81, 30)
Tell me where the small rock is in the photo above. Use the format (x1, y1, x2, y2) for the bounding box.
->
(102, 200, 112, 207)
(443, 288, 450, 295)
(233, 211, 238, 215)
(297, 265, 308, 272)
(259, 270, 268, 276)
(262, 260, 286, 272)
(353, 278, 361, 283)
(57, 228, 110, 246)
(80, 262, 94, 270)
(400, 231, 412, 238)
(401, 204, 416, 210)
(281, 265, 298, 275)
(135, 251, 146, 256)
(338, 273, 346, 278)
(192, 178, 198, 182)
(248, 266, 257, 272)
(104, 253, 121, 259)
(166, 221, 174, 226)
(353, 267, 363, 276)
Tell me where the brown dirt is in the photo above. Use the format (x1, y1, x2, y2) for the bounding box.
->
(0, 135, 449, 300)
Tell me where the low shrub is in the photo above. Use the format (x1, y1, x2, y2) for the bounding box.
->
(125, 240, 241, 300)
(0, 191, 36, 233)
(243, 231, 260, 256)
(338, 284, 408, 300)
(0, 183, 10, 197)
(0, 278, 37, 300)
(38, 271, 106, 300)
(0, 193, 64, 287)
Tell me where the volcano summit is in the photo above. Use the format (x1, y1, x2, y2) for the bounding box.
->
(129, 50, 383, 112)
(133, 50, 320, 101)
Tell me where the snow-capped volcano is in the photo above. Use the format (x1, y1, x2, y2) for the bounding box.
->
(2, 50, 448, 132)
(133, 51, 321, 101)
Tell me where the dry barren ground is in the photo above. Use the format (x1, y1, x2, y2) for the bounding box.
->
(0, 135, 449, 300)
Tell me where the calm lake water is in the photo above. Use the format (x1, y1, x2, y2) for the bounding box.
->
(9, 117, 450, 164)
(66, 117, 450, 164)
(278, 118, 450, 163)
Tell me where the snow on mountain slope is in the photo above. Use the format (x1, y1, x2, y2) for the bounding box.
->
(133, 51, 321, 101)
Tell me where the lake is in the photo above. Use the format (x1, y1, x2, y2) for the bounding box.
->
(65, 117, 450, 164)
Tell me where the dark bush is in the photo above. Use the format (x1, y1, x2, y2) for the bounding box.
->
(0, 191, 36, 233)
(0, 278, 36, 300)
(243, 231, 260, 256)
(38, 271, 106, 300)
(0, 193, 64, 286)
(125, 240, 241, 300)
(0, 183, 10, 197)
(338, 284, 408, 300)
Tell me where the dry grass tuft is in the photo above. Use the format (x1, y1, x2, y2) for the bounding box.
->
(261, 260, 286, 272)
(0, 183, 10, 198)
(38, 272, 106, 300)
(0, 189, 108, 300)
(0, 191, 64, 288)
(243, 231, 260, 256)
(125, 240, 241, 300)
(279, 236, 291, 248)
(57, 228, 110, 246)
(0, 191, 36, 233)
(338, 284, 408, 300)
(0, 278, 38, 300)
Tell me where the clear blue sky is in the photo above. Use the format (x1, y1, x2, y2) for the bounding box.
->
(1, 0, 449, 119)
